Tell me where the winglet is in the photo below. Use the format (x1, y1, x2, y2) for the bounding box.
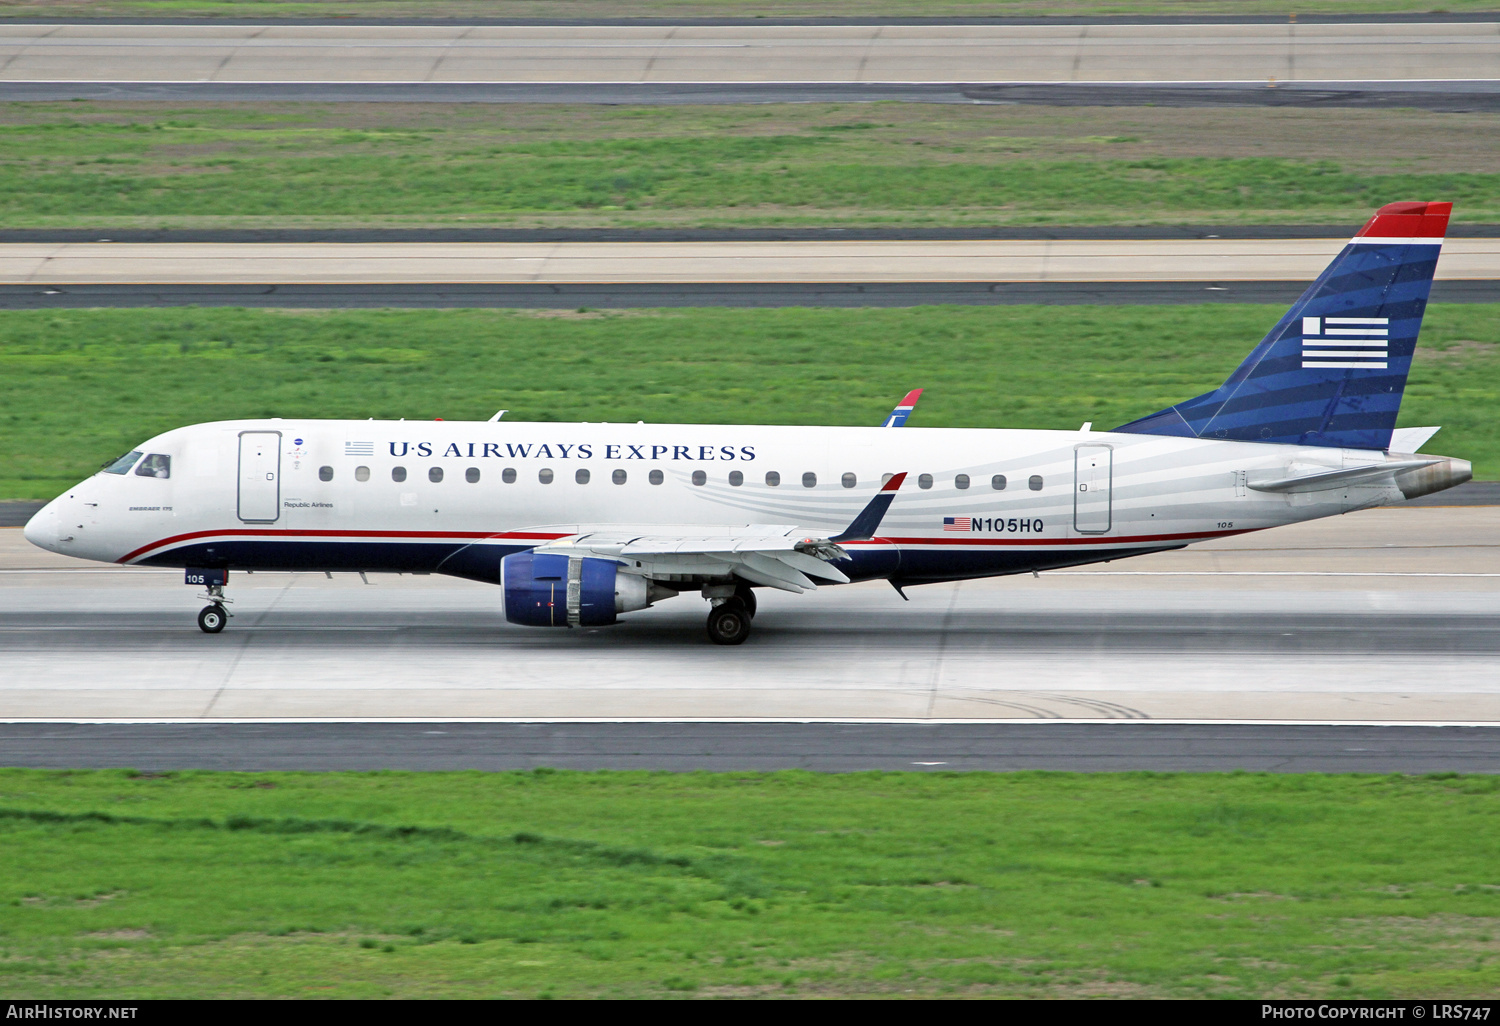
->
(882, 389, 924, 427)
(831, 473, 906, 543)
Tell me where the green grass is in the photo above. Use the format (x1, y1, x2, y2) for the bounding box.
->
(0, 769, 1497, 998)
(3, 102, 1499, 227)
(2, 304, 1496, 500)
(5, 0, 1500, 20)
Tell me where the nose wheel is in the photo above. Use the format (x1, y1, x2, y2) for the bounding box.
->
(198, 604, 228, 634)
(706, 600, 752, 645)
(188, 570, 233, 633)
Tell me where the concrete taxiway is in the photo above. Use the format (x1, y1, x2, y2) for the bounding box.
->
(5, 506, 1500, 725)
(4, 239, 1498, 287)
(0, 22, 1493, 87)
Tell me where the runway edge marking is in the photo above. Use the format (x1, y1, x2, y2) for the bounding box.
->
(4, 718, 1499, 727)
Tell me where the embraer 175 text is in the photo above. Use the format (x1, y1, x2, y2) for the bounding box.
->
(25, 203, 1472, 644)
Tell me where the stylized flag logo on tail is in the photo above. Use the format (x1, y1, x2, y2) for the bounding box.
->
(1301, 316, 1389, 370)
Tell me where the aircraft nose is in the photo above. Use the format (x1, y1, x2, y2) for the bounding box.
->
(22, 499, 60, 552)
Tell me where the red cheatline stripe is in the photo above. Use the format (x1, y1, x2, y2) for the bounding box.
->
(118, 528, 570, 564)
(124, 525, 1254, 564)
(847, 528, 1253, 547)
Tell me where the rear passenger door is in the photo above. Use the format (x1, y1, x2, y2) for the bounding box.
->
(1074, 444, 1112, 534)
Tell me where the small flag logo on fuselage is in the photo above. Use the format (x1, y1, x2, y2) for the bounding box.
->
(1301, 316, 1389, 370)
(943, 516, 973, 532)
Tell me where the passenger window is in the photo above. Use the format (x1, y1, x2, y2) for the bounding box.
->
(692, 470, 706, 486)
(765, 471, 780, 487)
(992, 474, 1006, 490)
(918, 473, 933, 490)
(466, 467, 480, 483)
(803, 472, 817, 488)
(502, 468, 517, 484)
(355, 466, 370, 482)
(135, 454, 171, 479)
(102, 450, 143, 475)
(1029, 475, 1044, 491)
(392, 466, 407, 483)
(576, 468, 590, 484)
(319, 466, 334, 482)
(612, 469, 627, 485)
(429, 467, 443, 483)
(539, 469, 554, 484)
(649, 469, 664, 485)
(728, 471, 743, 487)
(841, 472, 856, 489)
(955, 474, 969, 490)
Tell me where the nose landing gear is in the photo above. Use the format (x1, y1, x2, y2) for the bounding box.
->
(186, 568, 232, 634)
(197, 603, 228, 634)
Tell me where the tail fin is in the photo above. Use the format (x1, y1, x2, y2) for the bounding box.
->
(1114, 201, 1450, 450)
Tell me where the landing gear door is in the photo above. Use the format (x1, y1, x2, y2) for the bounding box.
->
(238, 431, 281, 523)
(1074, 444, 1113, 534)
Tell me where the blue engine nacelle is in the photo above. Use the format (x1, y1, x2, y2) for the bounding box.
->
(501, 551, 666, 627)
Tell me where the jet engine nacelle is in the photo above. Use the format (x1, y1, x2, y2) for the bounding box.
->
(501, 550, 672, 627)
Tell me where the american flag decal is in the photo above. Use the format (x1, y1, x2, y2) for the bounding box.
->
(344, 441, 374, 456)
(1301, 316, 1389, 370)
(943, 516, 973, 532)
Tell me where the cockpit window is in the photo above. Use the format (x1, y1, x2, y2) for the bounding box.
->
(102, 450, 143, 475)
(134, 454, 171, 479)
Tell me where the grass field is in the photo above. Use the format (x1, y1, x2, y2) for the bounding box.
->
(5, 303, 1494, 498)
(1, 769, 1497, 998)
(3, 103, 1499, 228)
(4, 0, 1498, 20)
(1, 304, 1496, 500)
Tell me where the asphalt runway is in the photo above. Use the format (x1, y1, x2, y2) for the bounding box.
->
(4, 722, 1499, 773)
(6, 279, 1499, 309)
(0, 22, 1492, 88)
(6, 507, 1500, 726)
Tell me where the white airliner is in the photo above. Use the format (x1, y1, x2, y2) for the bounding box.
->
(24, 202, 1471, 644)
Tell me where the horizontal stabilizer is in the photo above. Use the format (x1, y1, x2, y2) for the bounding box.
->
(1389, 426, 1441, 453)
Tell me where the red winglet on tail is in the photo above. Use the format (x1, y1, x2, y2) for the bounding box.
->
(1354, 201, 1451, 242)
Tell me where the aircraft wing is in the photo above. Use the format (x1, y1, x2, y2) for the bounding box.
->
(531, 473, 908, 594)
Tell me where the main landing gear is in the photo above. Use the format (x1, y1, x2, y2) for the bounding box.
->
(705, 584, 757, 646)
(186, 568, 232, 634)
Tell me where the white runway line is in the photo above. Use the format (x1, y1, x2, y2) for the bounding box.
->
(5, 718, 1500, 728)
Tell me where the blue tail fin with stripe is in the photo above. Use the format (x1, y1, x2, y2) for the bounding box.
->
(1114, 201, 1450, 451)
